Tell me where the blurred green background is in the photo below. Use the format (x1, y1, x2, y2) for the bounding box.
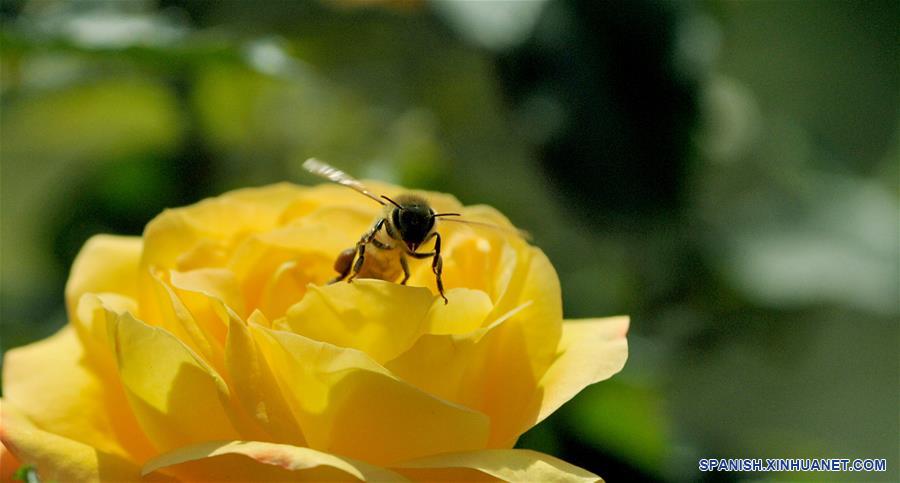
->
(1, 0, 897, 481)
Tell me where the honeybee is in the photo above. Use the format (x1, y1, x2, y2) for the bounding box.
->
(302, 158, 525, 304)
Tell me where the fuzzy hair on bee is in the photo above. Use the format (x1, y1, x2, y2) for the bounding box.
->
(302, 158, 525, 304)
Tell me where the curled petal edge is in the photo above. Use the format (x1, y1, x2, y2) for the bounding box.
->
(534, 316, 630, 425)
(141, 440, 408, 482)
(394, 448, 602, 482)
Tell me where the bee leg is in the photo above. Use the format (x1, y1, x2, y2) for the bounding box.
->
(346, 219, 385, 283)
(400, 254, 410, 285)
(434, 256, 446, 304)
(432, 233, 447, 304)
(372, 238, 392, 250)
(329, 248, 356, 284)
(407, 232, 446, 303)
(347, 243, 366, 283)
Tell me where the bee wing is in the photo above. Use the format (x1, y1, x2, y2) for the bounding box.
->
(439, 217, 532, 241)
(302, 158, 385, 206)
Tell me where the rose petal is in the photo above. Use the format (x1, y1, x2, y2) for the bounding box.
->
(418, 204, 561, 370)
(394, 449, 601, 482)
(464, 247, 563, 446)
(533, 317, 630, 425)
(466, 320, 541, 448)
(65, 235, 142, 317)
(385, 300, 527, 406)
(170, 267, 245, 321)
(166, 268, 247, 372)
(425, 288, 494, 335)
(109, 312, 242, 453)
(475, 317, 629, 449)
(142, 183, 306, 272)
(276, 280, 435, 363)
(265, 205, 375, 250)
(407, 204, 522, 297)
(251, 324, 490, 464)
(145, 269, 222, 371)
(141, 440, 407, 482)
(385, 331, 486, 407)
(412, 235, 562, 364)
(405, 225, 512, 303)
(278, 182, 464, 227)
(74, 292, 137, 365)
(229, 207, 374, 318)
(279, 184, 384, 225)
(491, 246, 562, 375)
(2, 324, 155, 461)
(0, 401, 164, 482)
(140, 184, 306, 313)
(225, 313, 306, 446)
(256, 259, 326, 321)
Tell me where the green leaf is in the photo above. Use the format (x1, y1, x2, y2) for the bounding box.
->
(13, 464, 41, 483)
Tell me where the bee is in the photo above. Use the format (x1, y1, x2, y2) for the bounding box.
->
(302, 158, 525, 304)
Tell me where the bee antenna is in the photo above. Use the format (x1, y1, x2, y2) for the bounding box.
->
(381, 195, 403, 209)
(434, 212, 461, 217)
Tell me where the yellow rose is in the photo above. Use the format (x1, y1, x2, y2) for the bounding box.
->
(0, 182, 628, 482)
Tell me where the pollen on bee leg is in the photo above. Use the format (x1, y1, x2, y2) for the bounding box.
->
(329, 248, 356, 284)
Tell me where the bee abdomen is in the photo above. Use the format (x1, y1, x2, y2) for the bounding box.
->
(356, 247, 403, 282)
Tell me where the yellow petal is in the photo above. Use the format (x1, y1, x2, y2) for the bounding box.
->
(140, 184, 306, 313)
(278, 182, 463, 227)
(74, 292, 137, 364)
(396, 467, 500, 482)
(169, 267, 245, 320)
(267, 204, 375, 250)
(142, 183, 306, 272)
(166, 268, 245, 371)
(229, 206, 374, 319)
(384, 331, 483, 406)
(0, 401, 163, 483)
(423, 204, 561, 373)
(2, 324, 155, 461)
(278, 184, 383, 224)
(145, 269, 221, 370)
(251, 324, 490, 464)
(230, 220, 364, 319)
(404, 225, 508, 299)
(459, 247, 563, 447)
(225, 314, 306, 446)
(257, 259, 320, 321)
(109, 312, 242, 453)
(391, 245, 564, 449)
(534, 317, 629, 424)
(394, 449, 601, 482)
(276, 280, 435, 364)
(385, 300, 526, 405)
(142, 440, 407, 482)
(65, 235, 142, 317)
(491, 246, 562, 375)
(412, 230, 562, 368)
(475, 317, 629, 449)
(466, 319, 540, 448)
(425, 288, 494, 335)
(409, 204, 521, 296)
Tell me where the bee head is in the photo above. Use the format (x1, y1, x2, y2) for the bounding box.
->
(382, 195, 434, 251)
